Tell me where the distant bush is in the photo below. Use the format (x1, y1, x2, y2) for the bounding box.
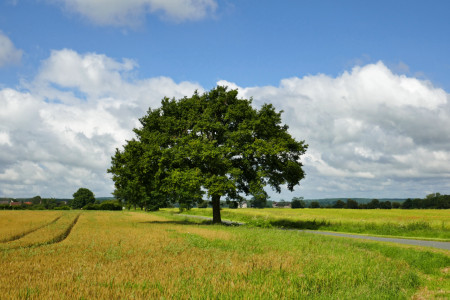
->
(83, 203, 99, 210)
(99, 201, 122, 211)
(54, 206, 71, 210)
(30, 204, 46, 210)
(83, 201, 122, 211)
(0, 204, 11, 210)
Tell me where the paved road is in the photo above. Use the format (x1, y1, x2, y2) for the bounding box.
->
(301, 230, 450, 250)
(179, 214, 450, 250)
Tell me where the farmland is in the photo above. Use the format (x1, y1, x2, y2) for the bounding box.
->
(173, 208, 450, 240)
(0, 210, 449, 299)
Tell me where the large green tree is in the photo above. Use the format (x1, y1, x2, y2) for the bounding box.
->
(72, 188, 95, 209)
(109, 86, 307, 223)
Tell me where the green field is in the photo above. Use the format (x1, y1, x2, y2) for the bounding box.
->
(0, 210, 449, 299)
(172, 208, 450, 240)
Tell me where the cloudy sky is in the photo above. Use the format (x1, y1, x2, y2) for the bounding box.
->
(1, 1, 449, 200)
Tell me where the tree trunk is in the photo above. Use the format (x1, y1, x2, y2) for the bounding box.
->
(211, 195, 222, 224)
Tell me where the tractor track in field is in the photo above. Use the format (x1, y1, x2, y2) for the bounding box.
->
(0, 214, 81, 250)
(179, 214, 450, 250)
(0, 215, 62, 243)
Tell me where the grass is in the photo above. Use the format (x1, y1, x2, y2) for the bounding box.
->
(171, 208, 450, 240)
(0, 210, 448, 299)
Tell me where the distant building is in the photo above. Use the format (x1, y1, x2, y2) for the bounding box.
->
(10, 202, 21, 206)
(239, 201, 248, 208)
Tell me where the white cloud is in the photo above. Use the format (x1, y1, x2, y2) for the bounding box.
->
(219, 61, 450, 198)
(1, 51, 450, 199)
(0, 31, 22, 67)
(51, 0, 218, 26)
(0, 49, 202, 197)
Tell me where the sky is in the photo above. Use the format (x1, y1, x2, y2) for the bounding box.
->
(0, 0, 450, 200)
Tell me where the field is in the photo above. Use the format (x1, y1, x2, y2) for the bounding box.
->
(0, 210, 449, 299)
(173, 208, 450, 240)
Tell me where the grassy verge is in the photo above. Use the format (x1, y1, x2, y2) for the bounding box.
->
(168, 208, 450, 240)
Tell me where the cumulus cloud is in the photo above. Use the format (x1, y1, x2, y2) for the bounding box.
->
(50, 0, 218, 26)
(0, 49, 202, 197)
(0, 31, 22, 67)
(218, 62, 450, 198)
(1, 51, 449, 199)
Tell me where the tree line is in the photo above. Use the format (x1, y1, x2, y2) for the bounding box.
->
(293, 193, 449, 209)
(0, 188, 122, 211)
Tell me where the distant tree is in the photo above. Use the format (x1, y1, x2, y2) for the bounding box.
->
(367, 199, 380, 209)
(333, 200, 345, 208)
(379, 201, 392, 209)
(72, 188, 95, 209)
(198, 199, 209, 208)
(250, 193, 269, 208)
(436, 194, 450, 209)
(291, 196, 305, 208)
(228, 200, 239, 209)
(109, 87, 307, 222)
(31, 196, 42, 205)
(346, 199, 358, 209)
(412, 198, 424, 209)
(392, 202, 401, 209)
(402, 198, 413, 209)
(310, 201, 321, 208)
(42, 198, 58, 209)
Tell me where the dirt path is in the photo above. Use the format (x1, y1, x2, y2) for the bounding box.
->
(179, 214, 450, 250)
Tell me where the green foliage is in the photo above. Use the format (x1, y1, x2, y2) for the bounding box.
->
(72, 188, 95, 209)
(332, 200, 345, 208)
(108, 86, 308, 222)
(197, 200, 209, 208)
(54, 206, 71, 210)
(346, 199, 358, 209)
(291, 196, 305, 208)
(402, 193, 450, 209)
(83, 200, 122, 211)
(309, 201, 321, 208)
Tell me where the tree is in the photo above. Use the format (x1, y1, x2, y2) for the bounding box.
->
(72, 188, 95, 209)
(367, 199, 380, 209)
(109, 86, 308, 223)
(291, 196, 305, 208)
(310, 201, 320, 208)
(31, 196, 42, 205)
(333, 200, 345, 208)
(379, 201, 392, 209)
(346, 199, 358, 209)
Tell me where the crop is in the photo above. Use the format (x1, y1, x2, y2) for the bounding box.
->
(0, 211, 62, 242)
(173, 208, 450, 240)
(0, 210, 448, 299)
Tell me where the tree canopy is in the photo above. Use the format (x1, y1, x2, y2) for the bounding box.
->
(108, 86, 308, 223)
(72, 188, 95, 209)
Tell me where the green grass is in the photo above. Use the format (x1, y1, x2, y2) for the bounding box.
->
(168, 208, 450, 240)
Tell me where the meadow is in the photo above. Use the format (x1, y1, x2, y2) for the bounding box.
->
(173, 208, 450, 240)
(0, 210, 449, 299)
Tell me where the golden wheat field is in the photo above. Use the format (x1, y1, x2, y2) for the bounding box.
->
(0, 210, 449, 299)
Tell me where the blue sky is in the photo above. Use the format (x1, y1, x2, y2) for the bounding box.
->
(1, 0, 450, 200)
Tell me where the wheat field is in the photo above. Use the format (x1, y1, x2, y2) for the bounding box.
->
(0, 210, 448, 299)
